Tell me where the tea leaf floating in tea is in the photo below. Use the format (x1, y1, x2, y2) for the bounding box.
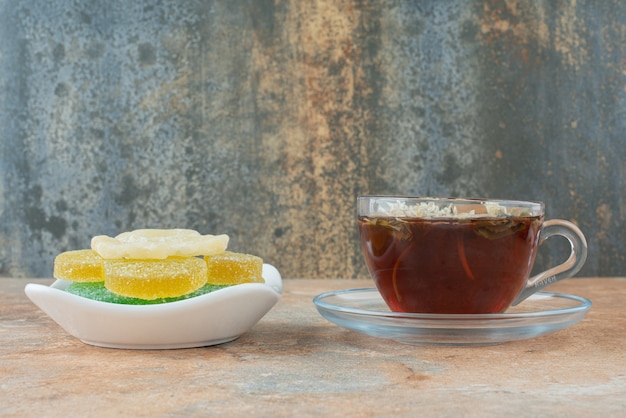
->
(367, 217, 413, 241)
(473, 219, 527, 240)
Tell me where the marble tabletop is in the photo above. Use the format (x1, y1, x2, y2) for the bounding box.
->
(1, 277, 625, 417)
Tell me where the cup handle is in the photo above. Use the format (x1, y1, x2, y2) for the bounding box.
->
(512, 219, 588, 305)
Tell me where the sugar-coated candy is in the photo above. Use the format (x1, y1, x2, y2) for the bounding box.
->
(91, 229, 229, 259)
(53, 250, 104, 282)
(204, 251, 263, 285)
(66, 281, 228, 305)
(104, 257, 208, 300)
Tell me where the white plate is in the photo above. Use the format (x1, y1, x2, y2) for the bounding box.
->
(313, 288, 591, 346)
(25, 264, 282, 349)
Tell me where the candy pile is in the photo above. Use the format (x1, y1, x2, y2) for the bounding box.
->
(53, 229, 264, 305)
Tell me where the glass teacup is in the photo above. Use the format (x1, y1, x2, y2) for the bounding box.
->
(357, 196, 587, 314)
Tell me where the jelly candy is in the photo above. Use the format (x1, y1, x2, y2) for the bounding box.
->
(205, 251, 263, 285)
(56, 230, 263, 304)
(104, 257, 208, 300)
(53, 250, 104, 282)
(66, 281, 228, 305)
(91, 229, 229, 259)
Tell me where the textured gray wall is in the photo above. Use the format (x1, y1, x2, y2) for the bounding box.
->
(1, 1, 624, 279)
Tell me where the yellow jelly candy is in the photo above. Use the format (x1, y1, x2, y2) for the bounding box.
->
(204, 251, 263, 285)
(53, 250, 104, 282)
(104, 257, 208, 300)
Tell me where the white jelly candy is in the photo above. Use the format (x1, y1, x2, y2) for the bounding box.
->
(91, 228, 229, 259)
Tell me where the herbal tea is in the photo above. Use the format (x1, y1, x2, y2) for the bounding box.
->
(358, 215, 543, 314)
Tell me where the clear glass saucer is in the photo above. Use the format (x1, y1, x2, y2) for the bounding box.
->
(313, 288, 591, 346)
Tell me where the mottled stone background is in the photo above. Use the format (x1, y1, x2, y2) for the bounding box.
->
(1, 1, 624, 279)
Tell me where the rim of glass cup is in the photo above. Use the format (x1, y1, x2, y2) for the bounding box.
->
(357, 196, 545, 218)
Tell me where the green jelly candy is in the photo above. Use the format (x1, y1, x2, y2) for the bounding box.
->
(65, 281, 229, 305)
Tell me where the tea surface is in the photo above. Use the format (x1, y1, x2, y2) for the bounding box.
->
(358, 215, 543, 313)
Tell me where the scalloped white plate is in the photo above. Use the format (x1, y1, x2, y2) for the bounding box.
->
(25, 264, 282, 349)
